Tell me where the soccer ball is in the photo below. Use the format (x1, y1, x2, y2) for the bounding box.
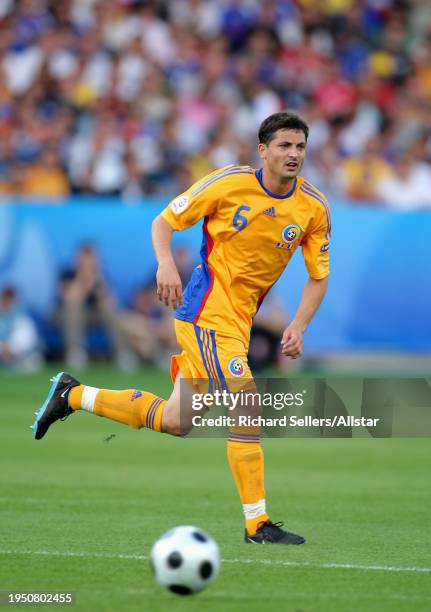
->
(150, 525, 220, 595)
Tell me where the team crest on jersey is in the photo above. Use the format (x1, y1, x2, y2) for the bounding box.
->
(170, 195, 189, 214)
(228, 357, 246, 377)
(275, 224, 302, 250)
(282, 224, 301, 244)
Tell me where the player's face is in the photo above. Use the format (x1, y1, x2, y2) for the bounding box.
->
(258, 129, 306, 180)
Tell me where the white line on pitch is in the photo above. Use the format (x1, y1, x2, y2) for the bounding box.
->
(0, 549, 430, 574)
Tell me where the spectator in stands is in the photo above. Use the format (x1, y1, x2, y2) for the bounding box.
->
(0, 286, 43, 371)
(250, 292, 290, 372)
(337, 136, 393, 203)
(376, 147, 431, 210)
(119, 283, 178, 368)
(21, 146, 70, 200)
(56, 243, 136, 369)
(119, 244, 193, 366)
(0, 0, 429, 209)
(172, 244, 194, 287)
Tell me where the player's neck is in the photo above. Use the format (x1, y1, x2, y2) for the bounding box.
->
(261, 167, 295, 197)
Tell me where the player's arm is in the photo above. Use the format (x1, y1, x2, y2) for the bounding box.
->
(152, 170, 223, 309)
(152, 215, 183, 309)
(281, 276, 328, 358)
(282, 201, 331, 359)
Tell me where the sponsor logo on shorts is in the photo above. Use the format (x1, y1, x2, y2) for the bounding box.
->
(131, 390, 143, 401)
(170, 195, 189, 214)
(228, 357, 246, 377)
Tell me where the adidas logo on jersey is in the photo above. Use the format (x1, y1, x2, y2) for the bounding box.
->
(263, 207, 276, 217)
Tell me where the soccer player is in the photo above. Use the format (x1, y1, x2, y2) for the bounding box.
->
(32, 112, 330, 545)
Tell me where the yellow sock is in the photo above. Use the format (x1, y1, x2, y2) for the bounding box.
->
(69, 385, 83, 410)
(69, 385, 165, 432)
(227, 434, 269, 535)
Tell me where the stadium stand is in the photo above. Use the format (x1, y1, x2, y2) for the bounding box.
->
(0, 0, 430, 207)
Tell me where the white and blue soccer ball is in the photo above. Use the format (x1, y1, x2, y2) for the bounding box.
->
(150, 525, 220, 595)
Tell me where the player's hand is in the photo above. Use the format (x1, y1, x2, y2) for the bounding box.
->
(281, 321, 303, 359)
(156, 261, 183, 309)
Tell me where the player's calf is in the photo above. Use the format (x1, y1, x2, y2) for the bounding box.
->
(161, 405, 185, 436)
(161, 373, 210, 436)
(161, 402, 199, 437)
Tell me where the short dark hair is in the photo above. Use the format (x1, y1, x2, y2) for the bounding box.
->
(258, 112, 309, 145)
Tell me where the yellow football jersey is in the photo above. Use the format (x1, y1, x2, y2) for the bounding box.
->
(161, 165, 331, 346)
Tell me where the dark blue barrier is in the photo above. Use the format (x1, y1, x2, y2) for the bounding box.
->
(0, 200, 429, 352)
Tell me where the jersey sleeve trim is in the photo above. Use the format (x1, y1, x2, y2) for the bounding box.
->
(300, 182, 332, 239)
(309, 270, 329, 280)
(191, 166, 254, 197)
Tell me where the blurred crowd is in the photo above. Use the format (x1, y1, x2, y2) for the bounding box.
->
(0, 0, 430, 209)
(0, 241, 289, 371)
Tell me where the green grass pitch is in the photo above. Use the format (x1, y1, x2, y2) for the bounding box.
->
(1, 366, 430, 611)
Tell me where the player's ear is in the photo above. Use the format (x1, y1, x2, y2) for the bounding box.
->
(257, 143, 267, 160)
